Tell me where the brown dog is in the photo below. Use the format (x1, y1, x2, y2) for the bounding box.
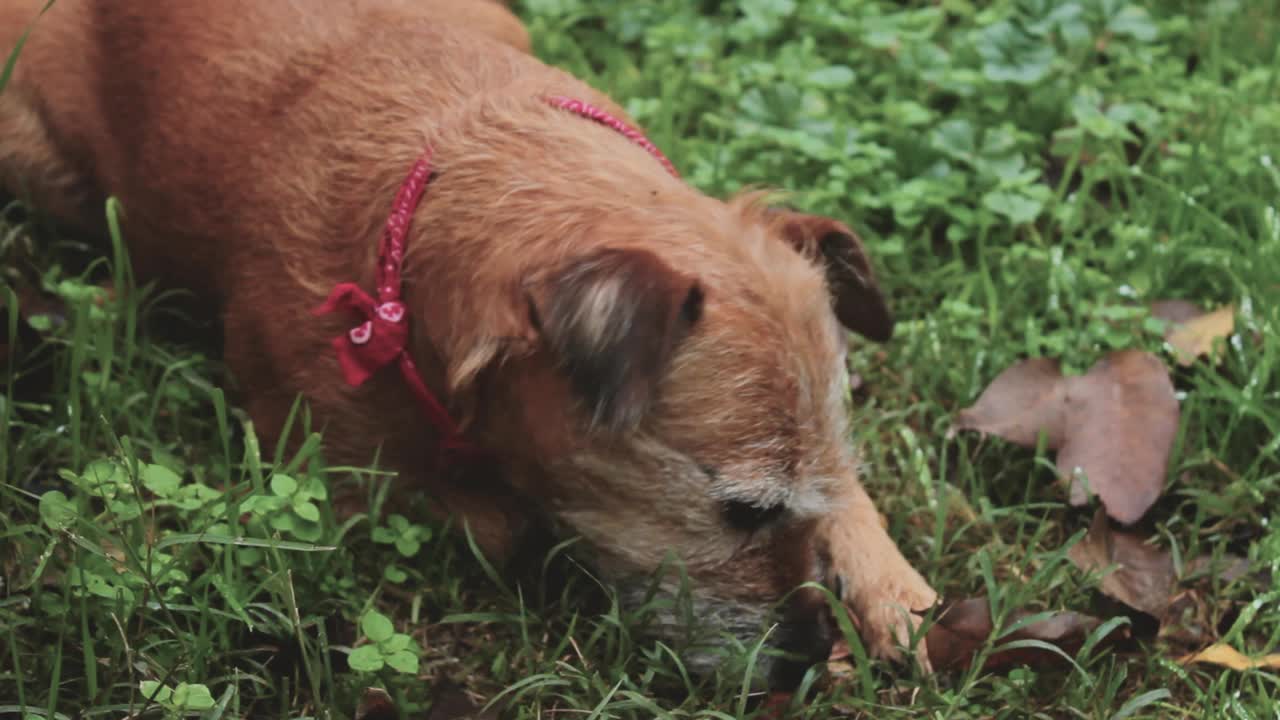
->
(0, 0, 936, 684)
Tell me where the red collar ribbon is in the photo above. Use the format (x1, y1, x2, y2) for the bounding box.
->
(314, 98, 679, 458)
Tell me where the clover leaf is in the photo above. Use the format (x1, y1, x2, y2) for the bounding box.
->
(38, 490, 77, 531)
(976, 20, 1057, 85)
(348, 645, 385, 672)
(1106, 6, 1156, 42)
(362, 610, 395, 643)
(270, 473, 298, 497)
(371, 514, 432, 558)
(385, 649, 420, 675)
(349, 610, 421, 675)
(140, 680, 172, 704)
(141, 464, 182, 497)
(171, 682, 216, 710)
(241, 472, 328, 542)
(140, 680, 217, 713)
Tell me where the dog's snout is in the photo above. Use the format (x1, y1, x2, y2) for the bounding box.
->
(768, 587, 836, 690)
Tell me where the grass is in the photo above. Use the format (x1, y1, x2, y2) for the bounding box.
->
(2, 0, 1279, 717)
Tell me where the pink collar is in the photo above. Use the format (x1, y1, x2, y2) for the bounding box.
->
(314, 97, 679, 458)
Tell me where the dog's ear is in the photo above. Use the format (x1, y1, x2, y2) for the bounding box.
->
(772, 211, 893, 342)
(526, 247, 703, 433)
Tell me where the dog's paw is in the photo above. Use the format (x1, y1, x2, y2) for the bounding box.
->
(847, 569, 937, 672)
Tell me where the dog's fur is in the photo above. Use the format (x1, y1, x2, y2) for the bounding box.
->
(0, 0, 936, 682)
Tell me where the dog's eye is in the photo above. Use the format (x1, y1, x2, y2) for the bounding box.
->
(722, 499, 785, 532)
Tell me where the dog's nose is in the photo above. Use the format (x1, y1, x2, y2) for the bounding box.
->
(767, 587, 836, 690)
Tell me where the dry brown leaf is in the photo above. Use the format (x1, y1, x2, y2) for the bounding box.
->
(1178, 643, 1280, 671)
(355, 688, 398, 720)
(1069, 510, 1252, 616)
(1067, 509, 1254, 651)
(1185, 553, 1252, 585)
(1161, 304, 1235, 366)
(1057, 350, 1179, 524)
(955, 351, 1179, 525)
(1159, 589, 1219, 651)
(1149, 300, 1207, 325)
(1068, 509, 1176, 616)
(923, 596, 1111, 672)
(954, 358, 1068, 448)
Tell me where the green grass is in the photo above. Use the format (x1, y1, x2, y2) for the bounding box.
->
(3, 0, 1280, 717)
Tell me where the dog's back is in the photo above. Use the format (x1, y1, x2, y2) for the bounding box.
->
(0, 0, 533, 295)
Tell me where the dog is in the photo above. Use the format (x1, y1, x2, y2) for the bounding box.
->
(0, 0, 937, 686)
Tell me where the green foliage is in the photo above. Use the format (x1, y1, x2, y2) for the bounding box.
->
(348, 610, 422, 675)
(139, 680, 218, 716)
(372, 513, 433, 557)
(528, 0, 1277, 375)
(237, 471, 330, 542)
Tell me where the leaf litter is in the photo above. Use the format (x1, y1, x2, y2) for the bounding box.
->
(889, 299, 1263, 679)
(955, 349, 1178, 524)
(1150, 301, 1236, 366)
(1068, 509, 1255, 651)
(1179, 644, 1280, 671)
(923, 596, 1112, 672)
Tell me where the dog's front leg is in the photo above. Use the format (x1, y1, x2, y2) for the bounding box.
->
(820, 481, 937, 669)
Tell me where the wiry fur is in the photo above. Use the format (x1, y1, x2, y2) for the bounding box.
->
(0, 0, 936, 679)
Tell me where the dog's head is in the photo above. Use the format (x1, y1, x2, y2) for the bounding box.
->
(411, 115, 892, 684)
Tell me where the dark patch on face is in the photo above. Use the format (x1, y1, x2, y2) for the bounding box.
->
(722, 498, 786, 533)
(527, 247, 702, 433)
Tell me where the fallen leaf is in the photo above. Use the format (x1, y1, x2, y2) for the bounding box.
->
(1185, 553, 1252, 585)
(1160, 304, 1235, 366)
(1067, 509, 1255, 650)
(955, 351, 1179, 525)
(355, 688, 398, 720)
(954, 358, 1068, 448)
(1158, 589, 1218, 651)
(1057, 350, 1179, 523)
(1068, 509, 1175, 616)
(1178, 643, 1280, 671)
(923, 596, 1112, 672)
(1149, 300, 1206, 325)
(1069, 509, 1253, 613)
